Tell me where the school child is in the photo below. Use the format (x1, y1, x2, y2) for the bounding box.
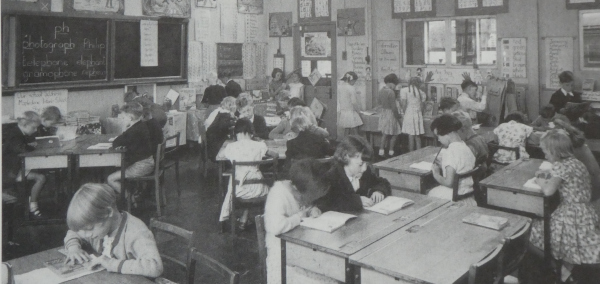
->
(268, 97, 306, 140)
(438, 97, 470, 118)
(457, 79, 487, 121)
(238, 105, 269, 140)
(285, 106, 331, 167)
(286, 72, 304, 100)
(427, 114, 477, 205)
(268, 68, 286, 100)
(531, 104, 569, 131)
(337, 71, 363, 136)
(451, 111, 489, 168)
(313, 136, 391, 213)
(107, 102, 154, 194)
(378, 73, 402, 157)
(64, 183, 163, 278)
(37, 106, 62, 136)
(264, 159, 334, 284)
(528, 130, 600, 282)
(492, 112, 533, 164)
(218, 119, 279, 230)
(2, 111, 47, 218)
(400, 76, 427, 151)
(205, 96, 238, 162)
(549, 71, 582, 113)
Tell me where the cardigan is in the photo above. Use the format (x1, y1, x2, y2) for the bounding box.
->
(253, 115, 270, 140)
(225, 80, 243, 98)
(549, 89, 582, 112)
(206, 112, 236, 162)
(285, 130, 330, 167)
(314, 163, 392, 212)
(2, 124, 35, 180)
(145, 118, 164, 153)
(113, 120, 152, 167)
(201, 85, 227, 105)
(64, 211, 163, 278)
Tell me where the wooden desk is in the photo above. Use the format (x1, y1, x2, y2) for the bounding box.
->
(279, 191, 449, 284)
(350, 203, 530, 284)
(373, 146, 440, 194)
(480, 159, 545, 217)
(70, 135, 126, 188)
(8, 248, 154, 284)
(587, 139, 600, 155)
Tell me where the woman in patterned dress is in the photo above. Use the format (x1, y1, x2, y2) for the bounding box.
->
(400, 77, 427, 151)
(377, 73, 402, 157)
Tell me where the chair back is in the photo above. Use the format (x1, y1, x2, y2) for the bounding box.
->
(155, 139, 167, 176)
(503, 220, 532, 274)
(1, 263, 13, 284)
(255, 215, 267, 284)
(231, 159, 279, 194)
(452, 165, 481, 202)
(164, 133, 181, 156)
(150, 218, 195, 273)
(468, 240, 506, 284)
(487, 142, 520, 166)
(186, 247, 239, 284)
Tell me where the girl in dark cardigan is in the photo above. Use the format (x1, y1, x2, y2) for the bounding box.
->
(205, 96, 237, 162)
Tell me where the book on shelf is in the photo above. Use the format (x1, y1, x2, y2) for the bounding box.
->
(300, 211, 357, 233)
(365, 196, 414, 215)
(462, 213, 509, 231)
(409, 161, 433, 171)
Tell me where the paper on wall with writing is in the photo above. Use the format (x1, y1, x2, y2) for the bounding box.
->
(300, 211, 357, 233)
(365, 196, 414, 215)
(462, 212, 509, 231)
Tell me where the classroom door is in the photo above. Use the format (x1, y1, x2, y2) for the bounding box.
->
(294, 22, 337, 140)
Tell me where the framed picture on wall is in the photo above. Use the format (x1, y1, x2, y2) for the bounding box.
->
(238, 0, 263, 14)
(337, 8, 365, 36)
(567, 0, 600, 10)
(269, 12, 292, 37)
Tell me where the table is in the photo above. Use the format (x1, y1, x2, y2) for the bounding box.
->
(8, 248, 154, 284)
(69, 134, 126, 190)
(104, 111, 187, 147)
(279, 191, 449, 284)
(359, 113, 380, 148)
(186, 108, 208, 143)
(480, 158, 545, 217)
(350, 203, 530, 284)
(373, 146, 440, 194)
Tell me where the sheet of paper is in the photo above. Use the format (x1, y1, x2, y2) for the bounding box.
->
(539, 161, 553, 171)
(188, 41, 204, 82)
(51, 0, 63, 12)
(308, 69, 322, 86)
(245, 15, 259, 42)
(301, 60, 312, 77)
(124, 0, 142, 16)
(523, 177, 542, 190)
(166, 89, 180, 103)
(316, 60, 331, 76)
(140, 20, 158, 67)
(87, 143, 112, 150)
(409, 161, 433, 171)
(195, 9, 212, 41)
(220, 3, 239, 42)
(360, 110, 377, 115)
(15, 267, 102, 284)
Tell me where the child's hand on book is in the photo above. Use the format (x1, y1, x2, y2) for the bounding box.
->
(361, 196, 374, 208)
(65, 247, 90, 265)
(87, 255, 110, 271)
(308, 207, 322, 218)
(370, 192, 385, 203)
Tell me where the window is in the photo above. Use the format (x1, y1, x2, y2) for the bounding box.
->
(404, 17, 497, 67)
(580, 10, 600, 70)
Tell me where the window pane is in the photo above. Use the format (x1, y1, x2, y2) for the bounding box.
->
(581, 12, 600, 69)
(453, 19, 476, 65)
(427, 21, 446, 64)
(479, 18, 497, 65)
(406, 21, 425, 65)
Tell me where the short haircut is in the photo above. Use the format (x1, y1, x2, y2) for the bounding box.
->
(220, 96, 237, 112)
(384, 73, 400, 85)
(123, 91, 140, 103)
(66, 183, 117, 232)
(120, 102, 144, 120)
(540, 129, 574, 159)
(236, 92, 254, 109)
(553, 119, 585, 148)
(505, 112, 525, 124)
(41, 106, 62, 122)
(461, 80, 477, 91)
(234, 118, 254, 135)
(218, 71, 230, 79)
(238, 105, 255, 120)
(288, 97, 306, 108)
(17, 111, 41, 127)
(334, 135, 372, 165)
(271, 68, 283, 79)
(439, 97, 460, 111)
(341, 71, 358, 82)
(289, 159, 331, 203)
(540, 104, 556, 119)
(430, 114, 462, 136)
(451, 111, 473, 134)
(290, 106, 317, 132)
(558, 71, 574, 84)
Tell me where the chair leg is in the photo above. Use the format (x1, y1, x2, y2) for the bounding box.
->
(160, 175, 167, 206)
(175, 161, 181, 196)
(230, 200, 236, 237)
(155, 177, 161, 217)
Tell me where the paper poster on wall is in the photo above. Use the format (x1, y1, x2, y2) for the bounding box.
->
(545, 37, 573, 89)
(269, 12, 292, 37)
(140, 20, 158, 67)
(299, 0, 312, 19)
(14, 89, 68, 118)
(394, 0, 411, 13)
(308, 69, 322, 86)
(195, 9, 212, 41)
(501, 38, 526, 79)
(188, 41, 204, 81)
(483, 0, 503, 6)
(314, 0, 329, 17)
(73, 0, 123, 13)
(220, 3, 239, 42)
(301, 60, 312, 77)
(245, 15, 259, 42)
(376, 40, 401, 84)
(457, 0, 478, 8)
(178, 88, 196, 110)
(317, 61, 332, 76)
(196, 0, 217, 8)
(424, 68, 476, 84)
(124, 0, 142, 15)
(337, 8, 365, 36)
(142, 0, 190, 17)
(238, 0, 263, 14)
(349, 41, 367, 78)
(414, 0, 433, 12)
(302, 32, 331, 57)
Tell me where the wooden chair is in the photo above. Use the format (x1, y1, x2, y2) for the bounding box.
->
(452, 165, 482, 202)
(163, 133, 182, 196)
(227, 159, 278, 236)
(502, 219, 532, 279)
(487, 142, 520, 171)
(124, 140, 166, 216)
(468, 240, 506, 284)
(255, 215, 267, 284)
(150, 218, 194, 283)
(186, 247, 239, 284)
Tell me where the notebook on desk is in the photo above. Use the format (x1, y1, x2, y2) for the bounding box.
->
(300, 211, 356, 233)
(35, 136, 61, 149)
(365, 196, 414, 215)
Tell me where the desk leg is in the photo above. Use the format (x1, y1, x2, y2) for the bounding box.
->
(352, 263, 361, 284)
(21, 157, 29, 222)
(345, 259, 355, 284)
(281, 240, 287, 284)
(218, 161, 224, 202)
(68, 155, 75, 196)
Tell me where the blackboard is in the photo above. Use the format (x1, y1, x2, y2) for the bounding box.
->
(114, 20, 185, 79)
(18, 15, 109, 85)
(217, 43, 243, 77)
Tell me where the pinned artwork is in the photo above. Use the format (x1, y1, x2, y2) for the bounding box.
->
(72, 0, 124, 13)
(238, 0, 263, 14)
(308, 69, 322, 86)
(337, 8, 365, 36)
(196, 0, 217, 8)
(302, 32, 331, 58)
(142, 0, 191, 17)
(269, 12, 293, 37)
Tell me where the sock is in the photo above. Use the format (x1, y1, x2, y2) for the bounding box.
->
(29, 201, 38, 212)
(379, 149, 385, 156)
(389, 150, 395, 156)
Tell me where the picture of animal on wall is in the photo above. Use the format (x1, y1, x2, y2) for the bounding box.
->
(143, 0, 191, 17)
(337, 8, 365, 36)
(269, 12, 292, 37)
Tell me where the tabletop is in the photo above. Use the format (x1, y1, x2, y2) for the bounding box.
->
(480, 158, 545, 196)
(19, 134, 125, 157)
(586, 139, 600, 154)
(372, 146, 440, 176)
(279, 191, 449, 257)
(350, 203, 530, 284)
(8, 248, 154, 284)
(216, 139, 287, 161)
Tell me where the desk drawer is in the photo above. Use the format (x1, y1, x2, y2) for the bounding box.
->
(378, 170, 436, 193)
(79, 153, 122, 167)
(361, 268, 414, 284)
(487, 188, 544, 217)
(286, 242, 346, 282)
(24, 156, 68, 171)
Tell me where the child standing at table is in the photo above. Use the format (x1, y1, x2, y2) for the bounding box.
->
(337, 71, 363, 136)
(2, 111, 47, 218)
(64, 183, 163, 278)
(378, 73, 402, 157)
(107, 102, 154, 194)
(529, 130, 600, 282)
(400, 76, 427, 152)
(37, 106, 62, 137)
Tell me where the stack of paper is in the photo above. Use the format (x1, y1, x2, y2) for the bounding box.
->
(409, 161, 433, 171)
(300, 211, 356, 233)
(462, 213, 509, 230)
(523, 177, 541, 190)
(87, 143, 112, 150)
(365, 196, 414, 215)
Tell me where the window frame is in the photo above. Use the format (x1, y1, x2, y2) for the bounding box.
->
(579, 9, 600, 71)
(403, 15, 498, 68)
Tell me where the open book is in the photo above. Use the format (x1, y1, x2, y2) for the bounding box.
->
(365, 196, 414, 215)
(462, 213, 509, 231)
(523, 177, 541, 190)
(43, 256, 103, 278)
(300, 211, 357, 233)
(409, 161, 433, 171)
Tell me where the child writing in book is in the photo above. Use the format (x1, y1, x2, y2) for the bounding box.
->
(378, 73, 402, 157)
(2, 111, 47, 218)
(264, 159, 333, 284)
(528, 130, 600, 282)
(313, 135, 391, 213)
(64, 183, 163, 278)
(530, 104, 569, 132)
(37, 106, 62, 137)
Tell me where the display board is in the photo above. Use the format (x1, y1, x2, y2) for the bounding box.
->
(455, 0, 508, 16)
(217, 43, 244, 77)
(376, 40, 401, 83)
(14, 89, 68, 117)
(500, 38, 526, 79)
(392, 0, 436, 19)
(544, 37, 573, 89)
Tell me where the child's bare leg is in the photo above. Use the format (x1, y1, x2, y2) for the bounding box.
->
(27, 171, 46, 214)
(107, 171, 122, 193)
(415, 135, 422, 150)
(379, 135, 388, 156)
(389, 135, 399, 156)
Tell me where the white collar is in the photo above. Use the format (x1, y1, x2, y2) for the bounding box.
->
(561, 88, 573, 96)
